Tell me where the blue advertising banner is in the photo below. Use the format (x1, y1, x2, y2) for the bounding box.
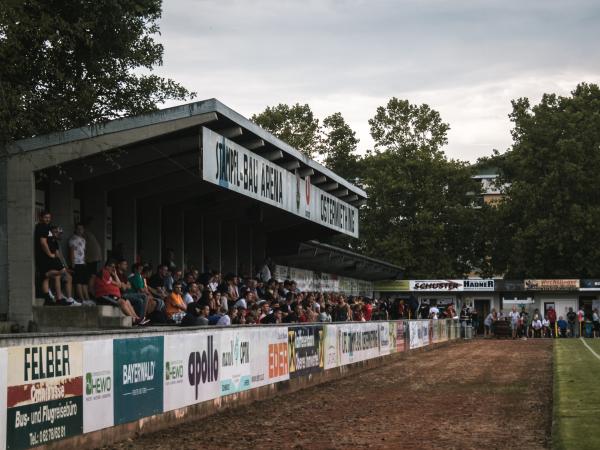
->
(113, 337, 164, 425)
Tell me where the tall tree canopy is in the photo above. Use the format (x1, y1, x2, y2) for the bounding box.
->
(251, 103, 320, 158)
(490, 83, 600, 278)
(0, 0, 193, 145)
(320, 112, 360, 181)
(360, 98, 483, 278)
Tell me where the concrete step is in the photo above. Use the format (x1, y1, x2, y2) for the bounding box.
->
(32, 304, 132, 331)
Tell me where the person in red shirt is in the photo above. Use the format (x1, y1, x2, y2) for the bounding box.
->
(363, 300, 373, 321)
(94, 260, 139, 322)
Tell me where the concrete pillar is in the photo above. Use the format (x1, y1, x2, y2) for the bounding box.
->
(184, 209, 203, 271)
(48, 180, 74, 258)
(6, 155, 35, 326)
(138, 199, 161, 268)
(82, 188, 107, 263)
(112, 195, 136, 264)
(163, 206, 184, 270)
(0, 157, 8, 320)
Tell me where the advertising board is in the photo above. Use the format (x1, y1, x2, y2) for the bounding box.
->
(524, 279, 579, 291)
(83, 340, 113, 433)
(379, 322, 391, 356)
(6, 342, 83, 449)
(163, 332, 220, 412)
(396, 321, 406, 352)
(113, 337, 163, 425)
(409, 321, 431, 349)
(288, 325, 324, 378)
(337, 323, 380, 366)
(323, 325, 340, 370)
(202, 127, 359, 238)
(220, 329, 252, 396)
(250, 327, 289, 388)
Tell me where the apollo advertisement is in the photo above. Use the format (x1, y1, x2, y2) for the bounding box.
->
(249, 327, 289, 389)
(0, 348, 7, 450)
(288, 325, 324, 378)
(83, 340, 113, 433)
(337, 323, 380, 366)
(220, 329, 252, 396)
(202, 127, 359, 238)
(113, 337, 163, 425)
(6, 342, 83, 449)
(163, 332, 220, 412)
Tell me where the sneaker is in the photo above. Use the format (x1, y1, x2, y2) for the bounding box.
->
(139, 317, 151, 326)
(43, 294, 56, 306)
(57, 297, 82, 306)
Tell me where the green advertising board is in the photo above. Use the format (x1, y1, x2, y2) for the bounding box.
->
(113, 336, 164, 425)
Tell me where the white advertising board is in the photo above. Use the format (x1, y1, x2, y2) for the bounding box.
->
(378, 322, 391, 356)
(163, 332, 220, 412)
(323, 325, 340, 370)
(202, 127, 359, 238)
(219, 329, 252, 396)
(83, 340, 113, 433)
(250, 327, 289, 388)
(337, 323, 380, 366)
(410, 279, 495, 291)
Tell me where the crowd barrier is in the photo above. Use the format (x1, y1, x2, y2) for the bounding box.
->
(0, 319, 461, 450)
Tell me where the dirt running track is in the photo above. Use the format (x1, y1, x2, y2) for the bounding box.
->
(107, 340, 553, 450)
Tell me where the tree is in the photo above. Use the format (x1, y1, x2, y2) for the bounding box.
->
(359, 98, 483, 277)
(0, 0, 194, 145)
(490, 83, 600, 278)
(320, 112, 360, 181)
(251, 103, 320, 158)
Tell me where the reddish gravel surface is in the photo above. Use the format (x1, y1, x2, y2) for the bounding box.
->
(107, 340, 553, 450)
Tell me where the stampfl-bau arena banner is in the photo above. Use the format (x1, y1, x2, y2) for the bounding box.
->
(0, 320, 458, 449)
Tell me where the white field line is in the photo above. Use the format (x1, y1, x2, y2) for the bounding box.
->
(580, 337, 600, 362)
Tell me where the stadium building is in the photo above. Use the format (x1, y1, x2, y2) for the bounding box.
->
(0, 99, 402, 330)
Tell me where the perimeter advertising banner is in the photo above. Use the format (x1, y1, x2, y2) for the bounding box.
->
(220, 329, 252, 396)
(337, 323, 380, 365)
(409, 321, 430, 349)
(250, 327, 289, 389)
(202, 127, 359, 238)
(379, 322, 391, 356)
(288, 325, 324, 378)
(0, 348, 7, 450)
(113, 337, 163, 425)
(323, 325, 340, 370)
(163, 332, 220, 412)
(83, 340, 113, 433)
(396, 321, 406, 352)
(6, 342, 83, 449)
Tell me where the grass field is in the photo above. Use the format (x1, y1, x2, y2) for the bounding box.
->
(553, 339, 600, 450)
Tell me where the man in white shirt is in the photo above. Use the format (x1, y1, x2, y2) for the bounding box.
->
(509, 306, 520, 339)
(68, 223, 91, 302)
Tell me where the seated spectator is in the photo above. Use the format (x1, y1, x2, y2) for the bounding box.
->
(181, 303, 210, 327)
(165, 281, 187, 321)
(148, 265, 170, 299)
(557, 316, 568, 337)
(94, 260, 140, 322)
(116, 259, 150, 324)
(217, 306, 237, 326)
(261, 304, 283, 324)
(531, 316, 543, 338)
(184, 282, 200, 305)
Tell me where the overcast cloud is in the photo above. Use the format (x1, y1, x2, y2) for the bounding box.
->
(153, 0, 600, 162)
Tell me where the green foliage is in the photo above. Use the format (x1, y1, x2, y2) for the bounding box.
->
(320, 112, 360, 181)
(0, 0, 194, 145)
(360, 98, 483, 277)
(251, 103, 320, 158)
(491, 83, 600, 278)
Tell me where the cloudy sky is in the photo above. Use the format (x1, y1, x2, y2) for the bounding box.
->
(153, 0, 600, 162)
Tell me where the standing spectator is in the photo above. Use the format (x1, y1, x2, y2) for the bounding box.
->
(509, 306, 520, 339)
(333, 296, 351, 322)
(593, 308, 600, 338)
(258, 258, 272, 283)
(318, 305, 333, 322)
(68, 223, 91, 302)
(484, 309, 495, 337)
(567, 307, 577, 337)
(546, 306, 557, 337)
(363, 299, 373, 321)
(470, 307, 479, 336)
(557, 316, 568, 337)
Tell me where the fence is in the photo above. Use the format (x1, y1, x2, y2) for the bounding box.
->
(0, 319, 460, 450)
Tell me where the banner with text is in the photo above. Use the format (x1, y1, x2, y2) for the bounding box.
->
(83, 340, 113, 433)
(113, 337, 163, 425)
(202, 127, 359, 237)
(288, 325, 324, 378)
(250, 327, 290, 389)
(337, 323, 381, 366)
(0, 348, 6, 450)
(163, 331, 220, 412)
(6, 342, 83, 449)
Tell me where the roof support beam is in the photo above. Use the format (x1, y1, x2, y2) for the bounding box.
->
(320, 182, 339, 192)
(243, 139, 265, 150)
(311, 175, 327, 184)
(298, 167, 315, 177)
(219, 126, 243, 139)
(262, 150, 284, 161)
(281, 160, 300, 170)
(331, 188, 349, 197)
